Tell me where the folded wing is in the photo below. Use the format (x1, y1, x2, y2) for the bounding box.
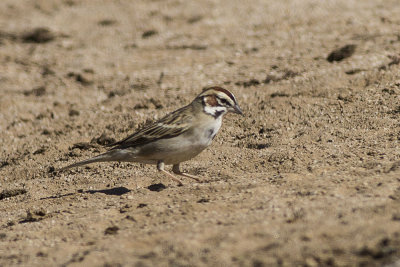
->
(109, 105, 193, 150)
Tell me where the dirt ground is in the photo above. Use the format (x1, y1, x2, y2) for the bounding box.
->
(1, 0, 400, 266)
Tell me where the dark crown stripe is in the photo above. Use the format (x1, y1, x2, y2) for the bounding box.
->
(207, 86, 236, 103)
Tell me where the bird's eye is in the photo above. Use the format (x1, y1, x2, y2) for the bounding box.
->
(219, 98, 230, 106)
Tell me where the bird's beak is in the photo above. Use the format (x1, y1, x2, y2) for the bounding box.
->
(232, 104, 244, 116)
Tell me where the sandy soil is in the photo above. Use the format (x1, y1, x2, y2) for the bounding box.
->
(1, 0, 400, 266)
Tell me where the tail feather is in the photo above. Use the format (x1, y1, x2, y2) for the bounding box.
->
(59, 152, 116, 171)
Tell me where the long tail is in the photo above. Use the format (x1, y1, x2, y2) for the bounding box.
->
(59, 151, 121, 171)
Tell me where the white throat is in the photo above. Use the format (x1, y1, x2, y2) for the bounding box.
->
(203, 105, 227, 118)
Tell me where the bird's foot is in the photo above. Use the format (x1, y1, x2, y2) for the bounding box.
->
(157, 161, 184, 186)
(172, 164, 201, 182)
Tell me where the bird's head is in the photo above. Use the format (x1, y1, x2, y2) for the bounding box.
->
(197, 86, 243, 118)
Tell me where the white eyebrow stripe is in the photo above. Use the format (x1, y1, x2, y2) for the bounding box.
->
(216, 98, 223, 105)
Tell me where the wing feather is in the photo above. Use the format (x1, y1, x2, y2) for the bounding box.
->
(109, 105, 193, 150)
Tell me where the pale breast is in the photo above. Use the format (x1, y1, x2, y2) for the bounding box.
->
(131, 116, 223, 165)
(198, 116, 222, 145)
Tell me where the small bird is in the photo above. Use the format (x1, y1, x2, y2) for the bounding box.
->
(60, 86, 243, 185)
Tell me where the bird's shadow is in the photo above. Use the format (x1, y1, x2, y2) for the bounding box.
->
(85, 187, 131, 196)
(40, 186, 131, 200)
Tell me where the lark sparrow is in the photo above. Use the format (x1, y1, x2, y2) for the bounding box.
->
(60, 86, 243, 185)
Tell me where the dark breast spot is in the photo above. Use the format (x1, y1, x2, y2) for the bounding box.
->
(213, 110, 224, 119)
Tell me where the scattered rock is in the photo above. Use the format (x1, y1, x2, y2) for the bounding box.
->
(252, 259, 266, 267)
(337, 94, 353, 103)
(125, 215, 136, 222)
(303, 257, 318, 267)
(286, 208, 305, 223)
(0, 233, 6, 240)
(63, 0, 76, 6)
(0, 188, 27, 200)
(35, 113, 46, 120)
(23, 86, 46, 97)
(387, 54, 400, 66)
(41, 129, 51, 135)
(75, 73, 93, 85)
(187, 15, 203, 24)
(104, 226, 119, 235)
(248, 70, 299, 87)
(263, 70, 299, 84)
(345, 68, 366, 75)
(134, 103, 149, 110)
(259, 127, 275, 135)
(382, 88, 395, 95)
(119, 204, 132, 213)
(327, 44, 356, 62)
(137, 203, 148, 208)
(33, 147, 46, 155)
(62, 250, 90, 265)
(0, 161, 10, 169)
(379, 54, 400, 70)
(71, 142, 95, 150)
(91, 133, 116, 146)
(36, 251, 47, 257)
(244, 47, 259, 54)
(235, 79, 260, 88)
(142, 30, 158, 38)
(131, 83, 148, 91)
(41, 66, 55, 76)
(98, 19, 117, 26)
(356, 238, 396, 259)
(386, 161, 400, 173)
(246, 143, 270, 149)
(197, 198, 210, 203)
(300, 235, 311, 242)
(124, 43, 138, 49)
(19, 209, 47, 223)
(389, 106, 400, 115)
(392, 213, 400, 221)
(21, 27, 55, 43)
(68, 109, 80, 117)
(67, 71, 94, 86)
(139, 251, 157, 259)
(270, 92, 289, 98)
(0, 30, 17, 41)
(149, 98, 163, 109)
(166, 44, 207, 50)
(147, 183, 166, 192)
(263, 74, 278, 84)
(107, 89, 128, 98)
(48, 166, 55, 173)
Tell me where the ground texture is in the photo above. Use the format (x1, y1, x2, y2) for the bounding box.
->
(1, 0, 400, 266)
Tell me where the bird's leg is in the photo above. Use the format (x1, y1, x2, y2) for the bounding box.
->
(172, 164, 200, 182)
(157, 161, 183, 186)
